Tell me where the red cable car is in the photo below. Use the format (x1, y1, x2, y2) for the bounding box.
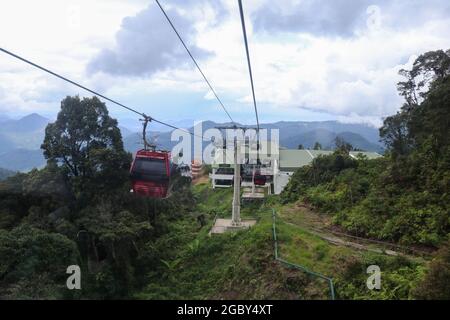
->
(130, 149, 171, 198)
(253, 169, 266, 186)
(129, 116, 172, 198)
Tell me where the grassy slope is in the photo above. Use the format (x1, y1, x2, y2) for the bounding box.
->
(136, 182, 428, 300)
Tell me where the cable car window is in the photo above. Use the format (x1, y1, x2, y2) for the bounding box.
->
(131, 157, 169, 183)
(133, 157, 166, 175)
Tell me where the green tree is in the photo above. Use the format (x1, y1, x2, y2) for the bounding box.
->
(297, 144, 304, 150)
(379, 110, 411, 157)
(0, 225, 80, 299)
(41, 96, 131, 196)
(383, 49, 450, 158)
(313, 142, 322, 150)
(397, 49, 450, 107)
(334, 137, 353, 154)
(413, 241, 450, 299)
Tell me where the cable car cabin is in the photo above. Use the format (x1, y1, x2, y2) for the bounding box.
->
(130, 150, 171, 198)
(253, 170, 267, 186)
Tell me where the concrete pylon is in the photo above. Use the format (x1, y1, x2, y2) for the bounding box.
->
(232, 139, 241, 226)
(252, 165, 256, 195)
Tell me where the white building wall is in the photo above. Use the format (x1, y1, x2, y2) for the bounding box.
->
(273, 171, 293, 194)
(209, 168, 234, 189)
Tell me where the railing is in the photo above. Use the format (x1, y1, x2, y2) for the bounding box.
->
(209, 173, 234, 180)
(271, 208, 336, 300)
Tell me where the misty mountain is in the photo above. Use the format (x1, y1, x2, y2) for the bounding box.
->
(0, 113, 49, 151)
(1, 113, 50, 132)
(0, 148, 46, 172)
(0, 114, 50, 171)
(0, 132, 16, 153)
(0, 167, 16, 181)
(281, 129, 336, 149)
(119, 126, 133, 139)
(0, 113, 384, 171)
(280, 129, 384, 153)
(0, 114, 11, 123)
(262, 121, 381, 144)
(334, 132, 384, 153)
(123, 120, 384, 154)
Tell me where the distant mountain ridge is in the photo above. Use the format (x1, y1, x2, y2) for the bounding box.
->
(1, 113, 49, 132)
(124, 120, 384, 154)
(0, 149, 46, 172)
(0, 114, 50, 171)
(280, 129, 383, 153)
(0, 113, 49, 152)
(0, 114, 11, 123)
(0, 167, 16, 181)
(0, 113, 384, 171)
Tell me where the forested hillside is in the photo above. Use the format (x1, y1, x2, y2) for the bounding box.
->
(279, 50, 450, 298)
(282, 49, 450, 246)
(0, 96, 194, 299)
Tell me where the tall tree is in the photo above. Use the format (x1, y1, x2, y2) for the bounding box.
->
(41, 96, 131, 194)
(313, 142, 322, 150)
(334, 137, 353, 154)
(382, 49, 450, 157)
(379, 110, 411, 157)
(397, 49, 450, 107)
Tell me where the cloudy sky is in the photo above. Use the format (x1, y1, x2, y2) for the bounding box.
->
(0, 0, 449, 129)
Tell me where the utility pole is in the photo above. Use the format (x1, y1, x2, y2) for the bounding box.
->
(251, 165, 256, 196)
(232, 137, 241, 226)
(209, 126, 259, 234)
(215, 125, 258, 226)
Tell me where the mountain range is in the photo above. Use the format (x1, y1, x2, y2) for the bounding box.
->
(0, 167, 15, 181)
(0, 113, 384, 172)
(123, 120, 384, 154)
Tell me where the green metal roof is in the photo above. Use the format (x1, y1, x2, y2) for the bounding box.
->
(279, 149, 382, 170)
(211, 147, 382, 169)
(279, 150, 314, 169)
(349, 151, 382, 160)
(309, 150, 333, 158)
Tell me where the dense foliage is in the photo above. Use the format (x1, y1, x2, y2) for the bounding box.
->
(412, 240, 450, 299)
(41, 96, 132, 200)
(0, 97, 194, 299)
(276, 50, 450, 300)
(281, 50, 450, 247)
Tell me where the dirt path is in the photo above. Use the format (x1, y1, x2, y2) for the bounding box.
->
(282, 220, 400, 256)
(192, 172, 209, 185)
(279, 202, 430, 258)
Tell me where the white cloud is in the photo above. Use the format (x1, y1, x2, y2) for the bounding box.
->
(0, 0, 449, 127)
(0, 0, 147, 114)
(337, 113, 383, 128)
